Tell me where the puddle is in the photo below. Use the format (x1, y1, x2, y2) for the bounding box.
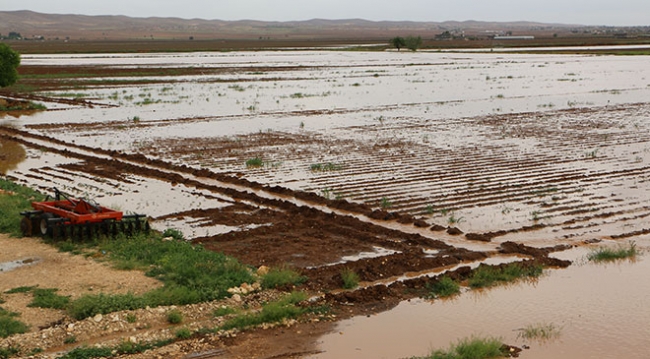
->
(0, 258, 41, 273)
(311, 242, 650, 359)
(307, 247, 399, 269)
(0, 138, 26, 175)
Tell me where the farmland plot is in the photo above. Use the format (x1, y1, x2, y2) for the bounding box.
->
(2, 50, 650, 358)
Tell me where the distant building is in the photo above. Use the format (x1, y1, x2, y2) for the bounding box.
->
(493, 36, 535, 40)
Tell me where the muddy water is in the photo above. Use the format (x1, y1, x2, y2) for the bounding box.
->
(312, 242, 650, 359)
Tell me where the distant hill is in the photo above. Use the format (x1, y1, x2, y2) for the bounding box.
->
(0, 10, 580, 41)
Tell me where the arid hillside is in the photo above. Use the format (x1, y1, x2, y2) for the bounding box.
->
(0, 10, 592, 41)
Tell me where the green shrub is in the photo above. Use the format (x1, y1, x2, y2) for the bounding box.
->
(161, 228, 184, 241)
(426, 276, 460, 298)
(175, 327, 192, 340)
(64, 335, 77, 344)
(340, 268, 360, 289)
(0, 308, 28, 338)
(261, 266, 307, 289)
(28, 288, 70, 310)
(420, 336, 505, 359)
(166, 309, 183, 324)
(468, 263, 543, 289)
(125, 313, 137, 323)
(587, 242, 638, 262)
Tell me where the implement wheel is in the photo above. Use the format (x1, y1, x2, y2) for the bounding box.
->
(39, 213, 54, 237)
(20, 217, 33, 237)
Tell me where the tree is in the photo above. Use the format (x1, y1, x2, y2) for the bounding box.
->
(0, 43, 20, 88)
(390, 36, 406, 51)
(404, 36, 423, 51)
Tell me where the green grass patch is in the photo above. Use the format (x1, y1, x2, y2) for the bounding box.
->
(418, 336, 506, 359)
(67, 293, 146, 320)
(0, 178, 44, 237)
(4, 286, 38, 294)
(213, 306, 236, 317)
(220, 292, 307, 331)
(261, 265, 307, 289)
(0, 102, 46, 112)
(0, 308, 29, 339)
(56, 338, 173, 359)
(426, 276, 461, 298)
(245, 157, 264, 168)
(65, 234, 254, 319)
(587, 241, 638, 262)
(28, 288, 70, 310)
(468, 263, 543, 289)
(340, 268, 360, 289)
(517, 322, 561, 341)
(310, 162, 342, 171)
(0, 347, 20, 359)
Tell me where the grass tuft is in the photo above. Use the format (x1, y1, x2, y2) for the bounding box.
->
(175, 327, 192, 340)
(340, 268, 360, 289)
(245, 157, 264, 168)
(468, 263, 543, 289)
(166, 309, 183, 324)
(517, 322, 561, 341)
(426, 276, 460, 298)
(587, 241, 638, 262)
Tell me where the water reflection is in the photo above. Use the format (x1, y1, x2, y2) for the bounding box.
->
(0, 138, 26, 175)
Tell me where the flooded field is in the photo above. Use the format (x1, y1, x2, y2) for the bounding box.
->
(2, 49, 650, 358)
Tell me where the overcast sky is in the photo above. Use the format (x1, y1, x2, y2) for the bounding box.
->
(4, 0, 649, 26)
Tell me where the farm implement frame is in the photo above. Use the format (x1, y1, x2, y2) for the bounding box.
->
(20, 188, 149, 240)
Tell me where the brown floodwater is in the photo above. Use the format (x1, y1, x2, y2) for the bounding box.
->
(311, 243, 650, 359)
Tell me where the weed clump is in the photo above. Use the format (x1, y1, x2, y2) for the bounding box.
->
(417, 336, 506, 359)
(468, 263, 543, 289)
(587, 241, 638, 262)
